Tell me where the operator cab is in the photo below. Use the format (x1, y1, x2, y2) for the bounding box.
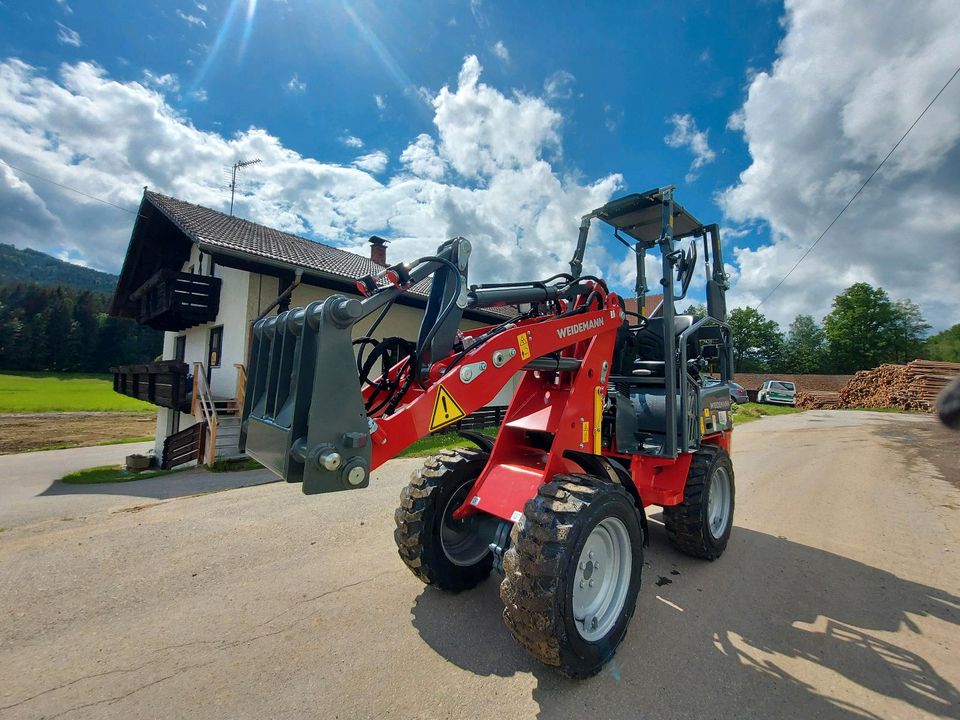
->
(574, 187, 734, 458)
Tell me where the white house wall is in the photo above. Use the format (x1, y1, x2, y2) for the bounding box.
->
(153, 246, 517, 459)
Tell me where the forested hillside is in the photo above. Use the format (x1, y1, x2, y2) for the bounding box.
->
(0, 243, 118, 293)
(0, 246, 162, 373)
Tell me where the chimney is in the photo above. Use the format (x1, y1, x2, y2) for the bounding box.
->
(369, 235, 387, 266)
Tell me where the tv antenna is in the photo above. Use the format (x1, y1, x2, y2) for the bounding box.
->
(229, 158, 261, 215)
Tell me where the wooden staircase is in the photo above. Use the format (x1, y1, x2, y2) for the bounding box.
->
(161, 363, 247, 469)
(212, 400, 243, 460)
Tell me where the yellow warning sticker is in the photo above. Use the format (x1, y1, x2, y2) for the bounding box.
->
(517, 333, 531, 360)
(429, 385, 467, 431)
(581, 421, 590, 444)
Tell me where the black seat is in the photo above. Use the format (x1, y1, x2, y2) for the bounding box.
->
(633, 315, 695, 362)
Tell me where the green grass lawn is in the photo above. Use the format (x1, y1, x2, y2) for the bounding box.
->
(732, 401, 804, 424)
(399, 427, 497, 457)
(0, 371, 154, 413)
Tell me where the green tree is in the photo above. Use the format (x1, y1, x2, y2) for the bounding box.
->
(728, 307, 783, 372)
(888, 299, 930, 363)
(822, 283, 929, 372)
(924, 324, 960, 362)
(683, 303, 707, 319)
(782, 314, 826, 373)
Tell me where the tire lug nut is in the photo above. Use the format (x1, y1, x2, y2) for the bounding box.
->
(579, 561, 585, 570)
(589, 580, 594, 588)
(579, 580, 585, 588)
(588, 551, 594, 559)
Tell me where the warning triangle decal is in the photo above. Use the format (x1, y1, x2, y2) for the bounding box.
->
(429, 385, 467, 431)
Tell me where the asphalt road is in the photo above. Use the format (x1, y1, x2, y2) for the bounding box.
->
(0, 411, 957, 720)
(0, 442, 277, 530)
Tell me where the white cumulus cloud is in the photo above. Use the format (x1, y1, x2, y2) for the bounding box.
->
(176, 9, 206, 27)
(492, 40, 510, 63)
(544, 70, 575, 100)
(286, 73, 306, 93)
(0, 55, 621, 289)
(720, 0, 960, 330)
(664, 113, 716, 182)
(55, 22, 81, 47)
(352, 150, 388, 174)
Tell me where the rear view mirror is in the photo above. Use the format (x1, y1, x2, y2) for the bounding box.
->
(676, 240, 698, 300)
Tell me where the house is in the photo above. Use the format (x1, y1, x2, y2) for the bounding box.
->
(109, 190, 513, 468)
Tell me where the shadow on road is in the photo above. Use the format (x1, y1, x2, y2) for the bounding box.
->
(35, 469, 279, 501)
(411, 525, 959, 720)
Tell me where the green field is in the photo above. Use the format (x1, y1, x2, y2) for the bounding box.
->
(0, 372, 155, 413)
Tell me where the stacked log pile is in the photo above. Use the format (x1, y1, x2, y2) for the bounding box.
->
(796, 391, 840, 409)
(836, 360, 960, 412)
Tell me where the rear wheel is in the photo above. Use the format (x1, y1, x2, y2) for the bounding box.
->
(394, 448, 493, 592)
(663, 446, 734, 560)
(500, 475, 643, 678)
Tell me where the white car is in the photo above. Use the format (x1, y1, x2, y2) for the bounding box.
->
(757, 380, 797, 406)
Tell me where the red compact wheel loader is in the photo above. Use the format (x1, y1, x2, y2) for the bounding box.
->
(240, 186, 736, 677)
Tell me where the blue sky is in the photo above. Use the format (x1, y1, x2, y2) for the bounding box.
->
(0, 0, 957, 329)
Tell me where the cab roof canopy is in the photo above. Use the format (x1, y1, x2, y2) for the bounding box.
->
(593, 188, 703, 245)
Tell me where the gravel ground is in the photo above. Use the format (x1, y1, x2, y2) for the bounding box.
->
(0, 411, 957, 720)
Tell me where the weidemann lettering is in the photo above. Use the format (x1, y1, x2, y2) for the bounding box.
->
(556, 317, 605, 339)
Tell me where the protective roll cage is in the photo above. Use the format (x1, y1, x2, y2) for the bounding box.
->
(241, 186, 732, 494)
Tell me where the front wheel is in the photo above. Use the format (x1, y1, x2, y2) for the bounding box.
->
(500, 475, 644, 678)
(394, 448, 493, 592)
(663, 446, 735, 560)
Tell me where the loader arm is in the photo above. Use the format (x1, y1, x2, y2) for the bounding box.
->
(240, 235, 617, 495)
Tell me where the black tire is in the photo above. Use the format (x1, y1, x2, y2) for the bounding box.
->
(500, 474, 644, 679)
(394, 448, 493, 592)
(663, 446, 735, 560)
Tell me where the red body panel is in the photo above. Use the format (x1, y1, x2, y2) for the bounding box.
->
(364, 287, 732, 525)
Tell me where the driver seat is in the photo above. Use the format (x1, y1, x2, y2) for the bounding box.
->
(630, 315, 696, 376)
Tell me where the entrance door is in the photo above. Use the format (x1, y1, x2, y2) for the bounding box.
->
(207, 326, 223, 385)
(171, 335, 187, 435)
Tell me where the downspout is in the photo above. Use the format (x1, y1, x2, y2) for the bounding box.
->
(256, 268, 303, 322)
(244, 269, 303, 373)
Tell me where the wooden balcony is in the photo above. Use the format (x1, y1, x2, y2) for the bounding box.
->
(111, 360, 192, 412)
(131, 270, 221, 331)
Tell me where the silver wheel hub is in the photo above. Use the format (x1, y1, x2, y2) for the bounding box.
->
(571, 517, 632, 641)
(440, 479, 490, 567)
(707, 466, 732, 539)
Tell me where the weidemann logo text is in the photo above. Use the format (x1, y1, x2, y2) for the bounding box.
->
(556, 317, 605, 339)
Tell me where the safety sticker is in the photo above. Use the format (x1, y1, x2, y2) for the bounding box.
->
(429, 385, 467, 431)
(517, 333, 531, 360)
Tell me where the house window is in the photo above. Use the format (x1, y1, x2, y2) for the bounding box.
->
(208, 326, 223, 368)
(174, 335, 186, 362)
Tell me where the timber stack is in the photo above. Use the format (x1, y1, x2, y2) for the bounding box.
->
(836, 359, 960, 412)
(796, 391, 840, 409)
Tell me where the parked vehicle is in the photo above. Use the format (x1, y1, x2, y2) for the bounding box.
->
(758, 380, 797, 405)
(705, 377, 749, 404)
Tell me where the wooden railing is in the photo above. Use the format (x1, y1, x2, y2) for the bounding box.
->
(162, 423, 205, 469)
(191, 362, 218, 466)
(234, 363, 247, 414)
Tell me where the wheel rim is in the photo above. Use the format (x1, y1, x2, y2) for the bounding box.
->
(440, 479, 490, 567)
(571, 517, 632, 642)
(707, 466, 732, 539)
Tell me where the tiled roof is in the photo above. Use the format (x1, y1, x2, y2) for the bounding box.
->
(145, 191, 390, 282)
(622, 295, 664, 318)
(143, 191, 510, 317)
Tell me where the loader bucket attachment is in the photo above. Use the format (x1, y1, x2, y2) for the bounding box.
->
(241, 295, 372, 494)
